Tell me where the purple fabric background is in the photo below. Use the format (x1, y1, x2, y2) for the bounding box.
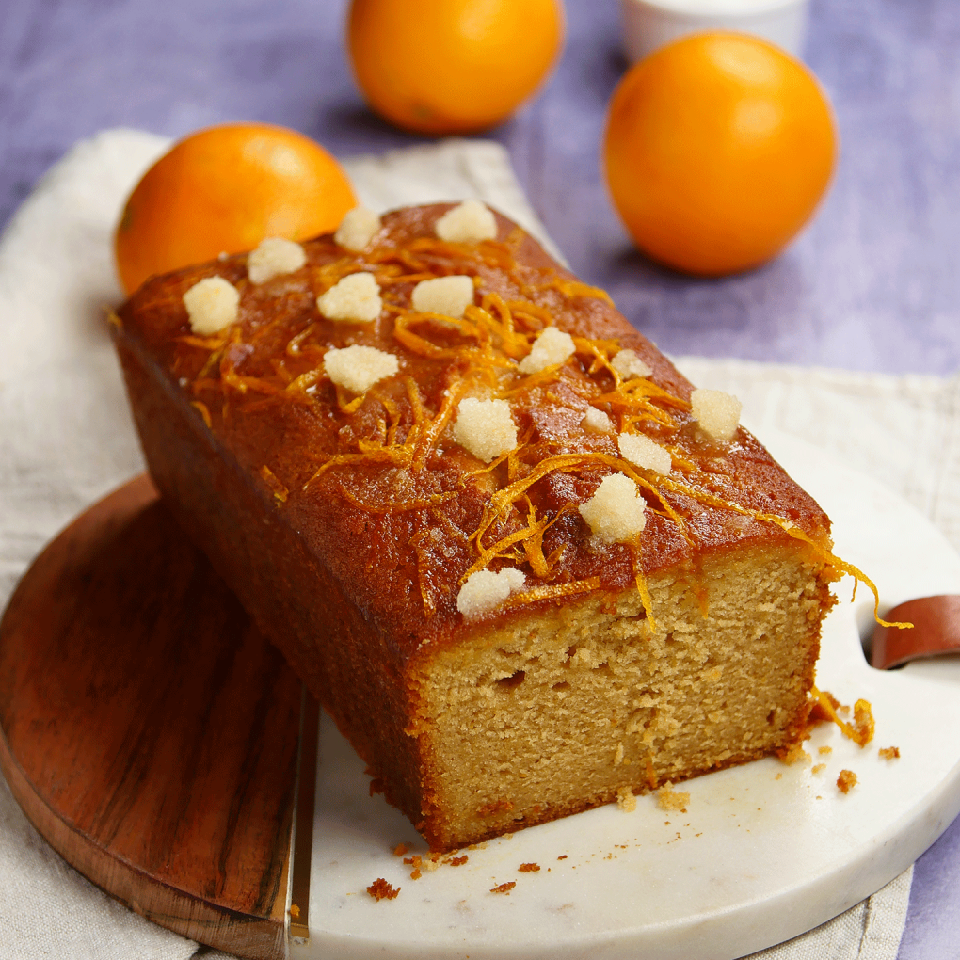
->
(1, 0, 958, 955)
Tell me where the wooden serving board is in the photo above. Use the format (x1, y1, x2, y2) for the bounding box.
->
(0, 475, 304, 960)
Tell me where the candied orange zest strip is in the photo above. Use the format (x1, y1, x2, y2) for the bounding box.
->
(470, 451, 687, 560)
(196, 345, 227, 380)
(465, 499, 554, 582)
(302, 447, 412, 489)
(220, 372, 283, 396)
(620, 378, 689, 408)
(810, 687, 875, 747)
(598, 383, 688, 413)
(332, 384, 367, 414)
(503, 362, 576, 396)
(522, 504, 576, 578)
(340, 487, 458, 514)
(660, 479, 909, 629)
(286, 368, 323, 393)
(470, 454, 590, 548)
(631, 549, 656, 630)
(391, 313, 467, 360)
(412, 376, 467, 470)
(391, 311, 514, 371)
(534, 277, 615, 306)
(480, 293, 532, 358)
(310, 260, 371, 292)
(285, 324, 318, 357)
(380, 394, 407, 448)
(573, 336, 624, 378)
(393, 301, 542, 373)
(261, 465, 289, 504)
(376, 272, 439, 287)
(189, 400, 213, 429)
(503, 577, 604, 610)
(178, 334, 230, 351)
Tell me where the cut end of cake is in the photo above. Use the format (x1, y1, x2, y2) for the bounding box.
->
(412, 541, 830, 851)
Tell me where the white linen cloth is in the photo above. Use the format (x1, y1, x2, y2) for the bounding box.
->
(2, 128, 952, 960)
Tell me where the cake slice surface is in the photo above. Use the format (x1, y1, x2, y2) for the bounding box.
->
(113, 203, 836, 851)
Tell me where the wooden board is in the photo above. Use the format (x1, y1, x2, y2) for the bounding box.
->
(0, 475, 303, 960)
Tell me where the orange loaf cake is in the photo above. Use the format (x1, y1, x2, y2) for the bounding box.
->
(112, 202, 837, 852)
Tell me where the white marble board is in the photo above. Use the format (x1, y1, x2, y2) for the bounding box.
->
(292, 431, 960, 960)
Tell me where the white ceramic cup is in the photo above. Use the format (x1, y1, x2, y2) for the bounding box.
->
(620, 0, 810, 63)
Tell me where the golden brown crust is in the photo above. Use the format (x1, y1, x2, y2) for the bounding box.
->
(116, 203, 830, 661)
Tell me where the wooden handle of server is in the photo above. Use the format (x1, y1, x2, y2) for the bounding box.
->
(871, 595, 960, 670)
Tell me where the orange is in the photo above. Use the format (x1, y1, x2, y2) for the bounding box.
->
(603, 32, 837, 276)
(347, 0, 565, 135)
(115, 123, 356, 295)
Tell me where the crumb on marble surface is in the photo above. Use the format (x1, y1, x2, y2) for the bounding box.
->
(367, 878, 400, 901)
(837, 770, 857, 793)
(657, 782, 690, 812)
(616, 785, 637, 811)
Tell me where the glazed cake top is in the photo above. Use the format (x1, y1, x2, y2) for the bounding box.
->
(116, 203, 831, 650)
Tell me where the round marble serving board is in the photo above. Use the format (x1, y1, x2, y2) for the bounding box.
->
(295, 430, 960, 960)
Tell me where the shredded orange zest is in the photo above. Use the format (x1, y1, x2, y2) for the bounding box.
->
(644, 752, 657, 791)
(333, 383, 367, 414)
(341, 486, 457, 514)
(261, 465, 289, 503)
(303, 448, 412, 489)
(631, 550, 656, 628)
(177, 230, 894, 626)
(284, 323, 318, 357)
(463, 498, 570, 582)
(660, 478, 908, 629)
(503, 577, 603, 610)
(189, 400, 213, 429)
(810, 687, 875, 746)
(534, 277, 615, 306)
(286, 368, 324, 393)
(412, 375, 467, 470)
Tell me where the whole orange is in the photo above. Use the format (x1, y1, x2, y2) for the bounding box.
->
(603, 32, 837, 276)
(115, 123, 356, 295)
(347, 0, 565, 135)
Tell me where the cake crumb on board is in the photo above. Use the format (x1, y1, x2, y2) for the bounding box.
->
(658, 783, 690, 813)
(879, 746, 901, 761)
(780, 743, 811, 765)
(490, 881, 516, 894)
(367, 878, 400, 901)
(837, 770, 857, 793)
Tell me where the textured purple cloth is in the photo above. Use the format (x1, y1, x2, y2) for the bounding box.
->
(1, 0, 958, 956)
